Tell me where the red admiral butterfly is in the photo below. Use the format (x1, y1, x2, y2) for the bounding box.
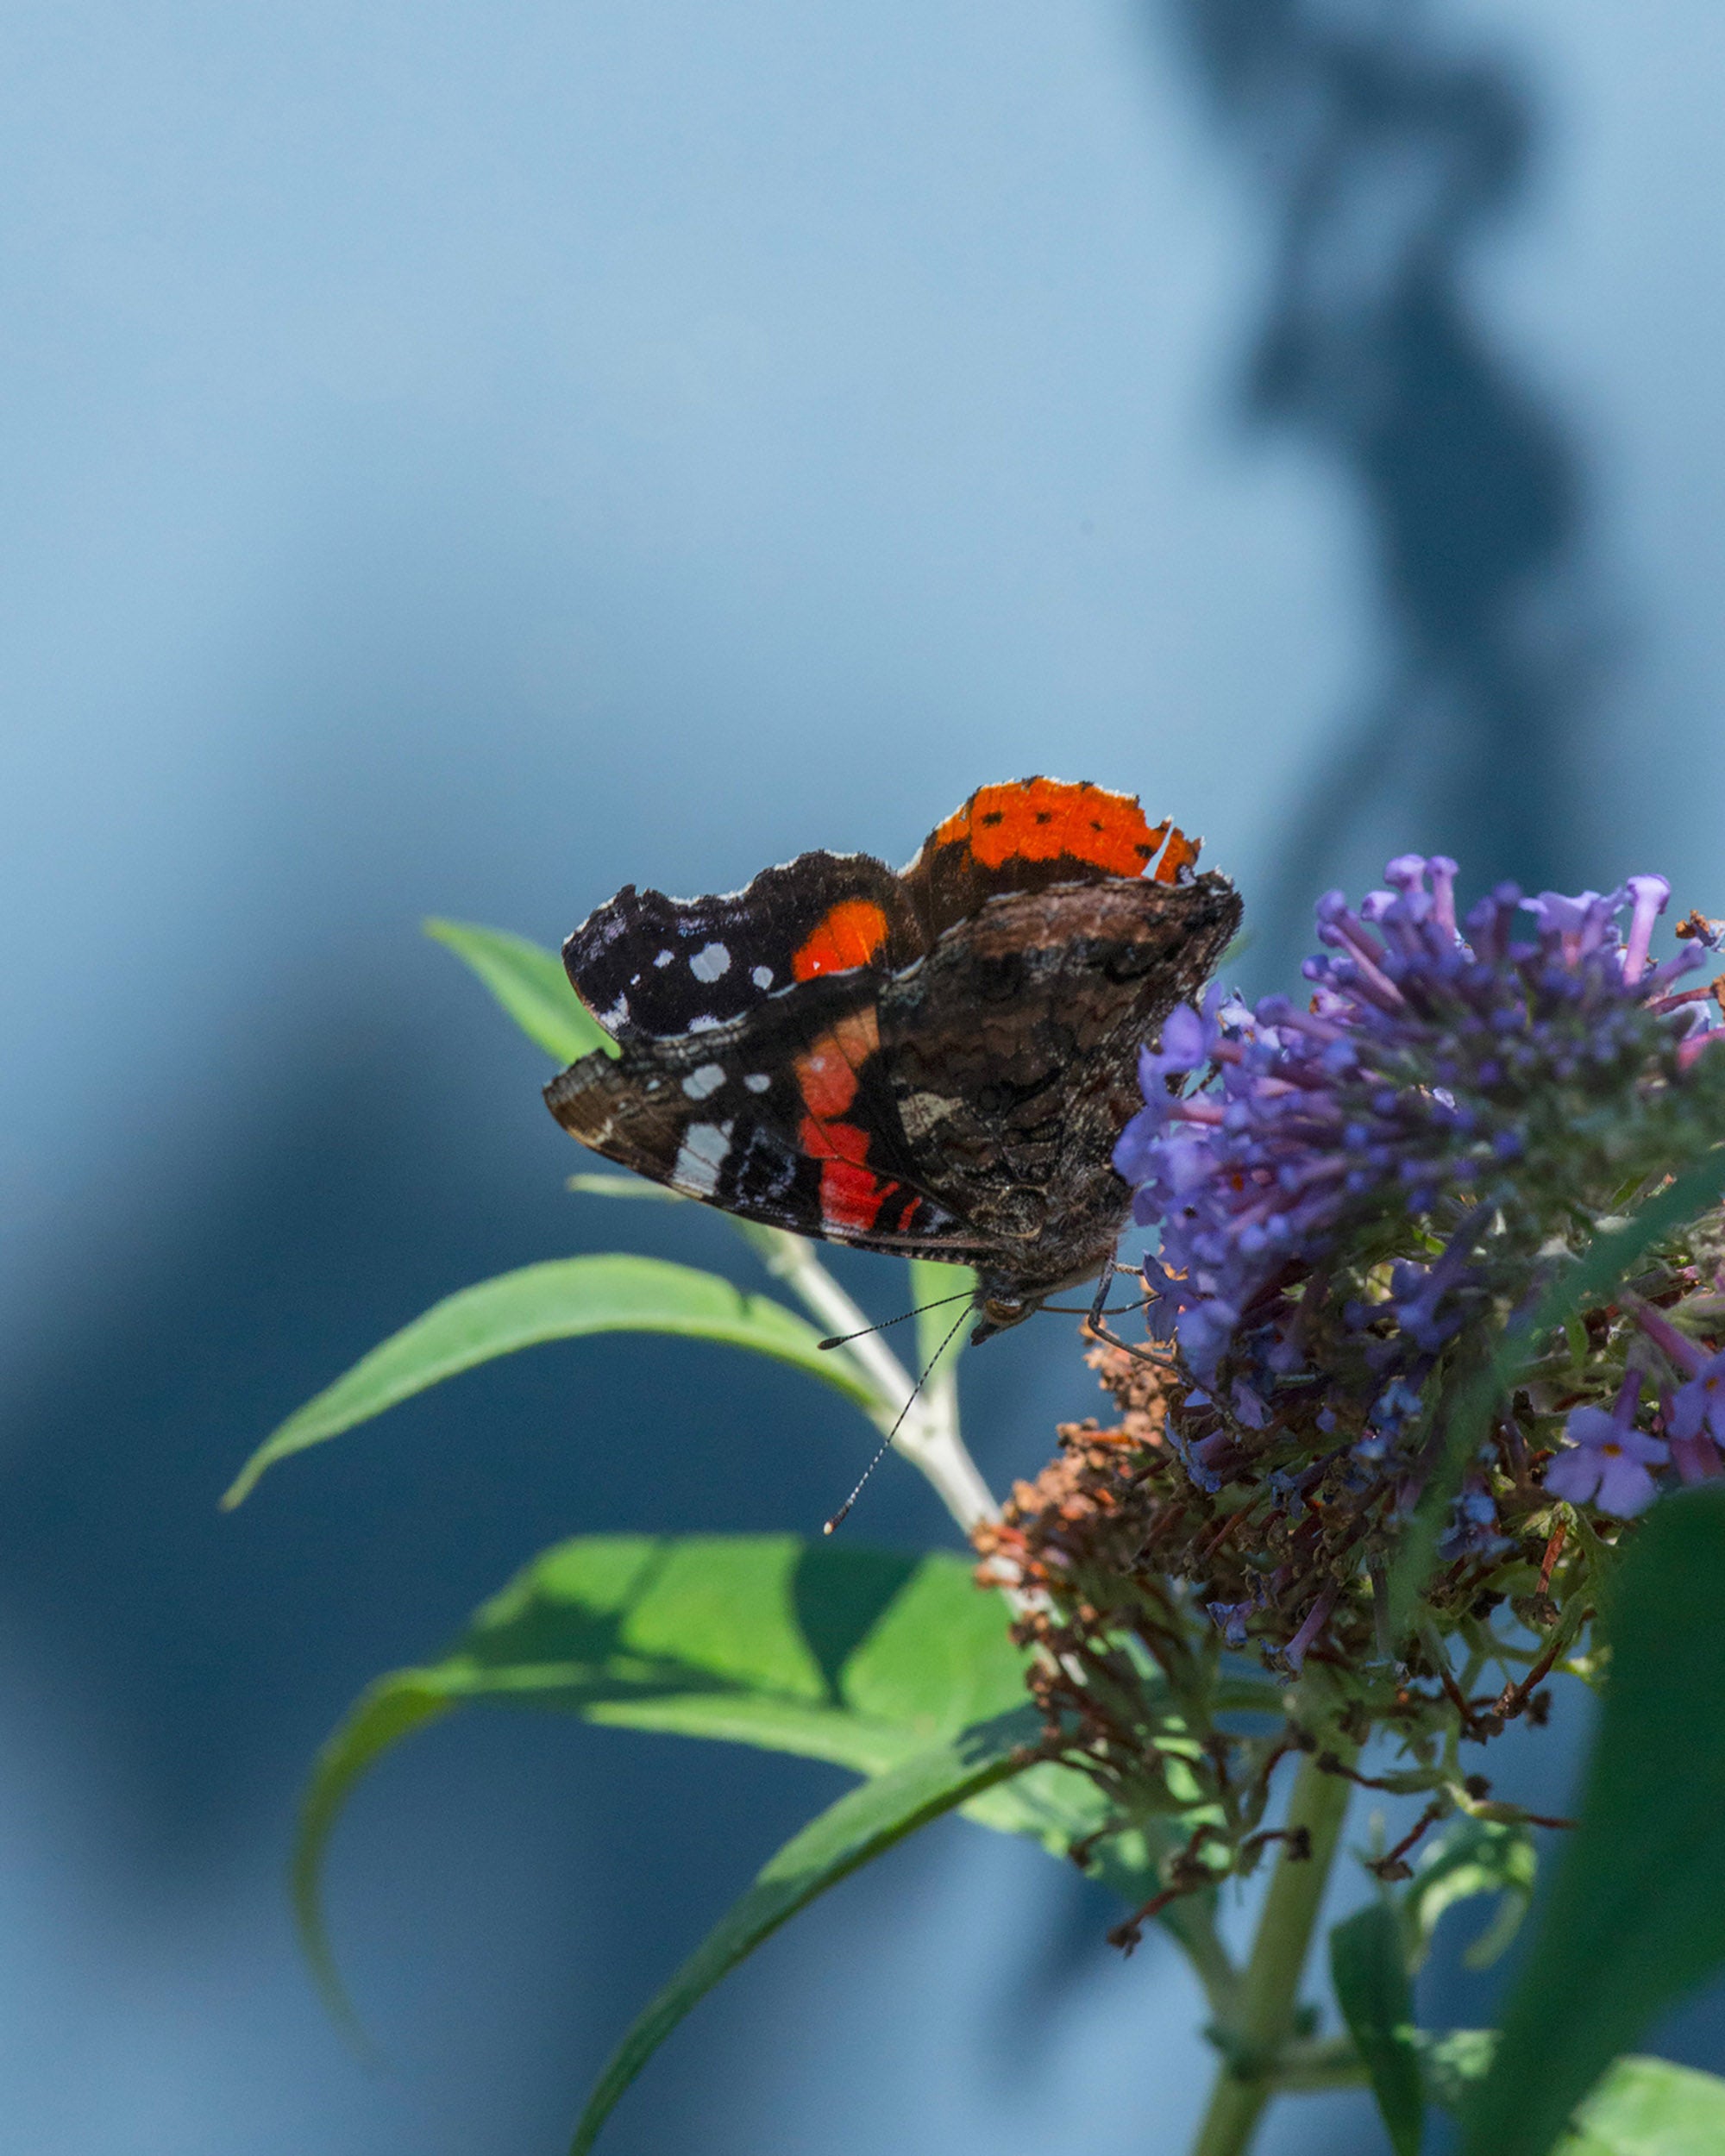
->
(545, 778, 1240, 1341)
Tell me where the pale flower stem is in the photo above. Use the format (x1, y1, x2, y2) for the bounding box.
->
(1187, 1747, 1355, 2156)
(743, 1225, 1000, 1533)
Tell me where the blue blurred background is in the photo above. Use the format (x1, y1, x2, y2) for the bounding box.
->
(2, 2, 1722, 2149)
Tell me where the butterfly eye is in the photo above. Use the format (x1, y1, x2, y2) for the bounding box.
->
(983, 1294, 1028, 1326)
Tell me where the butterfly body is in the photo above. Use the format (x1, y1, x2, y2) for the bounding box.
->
(545, 780, 1240, 1339)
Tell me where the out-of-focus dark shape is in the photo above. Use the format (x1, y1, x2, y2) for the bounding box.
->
(1173, 0, 1596, 941)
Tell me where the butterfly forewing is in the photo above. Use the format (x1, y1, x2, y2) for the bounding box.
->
(563, 852, 919, 1042)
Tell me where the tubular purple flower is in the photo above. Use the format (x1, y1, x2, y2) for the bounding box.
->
(1282, 1589, 1336, 1675)
(1427, 855, 1459, 939)
(1661, 1376, 1725, 1487)
(1630, 1299, 1709, 1382)
(1667, 1344, 1725, 1449)
(1521, 888, 1618, 964)
(1621, 874, 1672, 987)
(1678, 1027, 1725, 1073)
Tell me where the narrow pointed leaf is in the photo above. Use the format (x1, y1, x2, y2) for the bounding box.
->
(290, 1534, 1249, 2042)
(292, 1539, 1029, 1996)
(1329, 1902, 1424, 2156)
(1464, 1483, 1725, 2156)
(568, 1708, 1042, 2156)
(425, 917, 618, 1062)
(223, 1258, 877, 1506)
(293, 1674, 453, 2032)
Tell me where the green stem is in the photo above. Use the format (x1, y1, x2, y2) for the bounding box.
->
(1187, 1752, 1355, 2156)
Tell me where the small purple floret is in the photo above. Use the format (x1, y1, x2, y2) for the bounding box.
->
(1546, 1376, 1666, 1518)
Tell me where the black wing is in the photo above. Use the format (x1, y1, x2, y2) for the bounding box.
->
(563, 851, 920, 1042)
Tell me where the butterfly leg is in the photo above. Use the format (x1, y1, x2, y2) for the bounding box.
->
(1082, 1244, 1165, 1368)
(1083, 1253, 1117, 1333)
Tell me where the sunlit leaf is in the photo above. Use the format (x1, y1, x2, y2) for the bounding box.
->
(223, 1257, 877, 1507)
(1562, 2057, 1725, 2156)
(425, 917, 618, 1063)
(291, 1531, 1263, 2049)
(567, 1708, 1042, 2156)
(1463, 1484, 1725, 2156)
(1329, 1902, 1424, 2156)
(292, 1539, 1029, 2011)
(291, 1533, 1248, 2034)
(1427, 2040, 1725, 2156)
(1420, 2028, 1496, 2111)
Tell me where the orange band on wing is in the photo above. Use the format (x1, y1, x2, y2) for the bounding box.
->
(820, 1157, 894, 1232)
(794, 1009, 881, 1119)
(1152, 828, 1200, 885)
(798, 1112, 897, 1231)
(792, 899, 891, 981)
(929, 778, 1186, 878)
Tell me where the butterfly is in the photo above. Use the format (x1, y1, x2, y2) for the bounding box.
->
(546, 778, 1239, 1340)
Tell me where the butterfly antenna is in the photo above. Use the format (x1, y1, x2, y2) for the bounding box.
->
(817, 1290, 973, 1351)
(823, 1300, 973, 1534)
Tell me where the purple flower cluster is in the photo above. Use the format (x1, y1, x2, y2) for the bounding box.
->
(1113, 858, 1716, 1520)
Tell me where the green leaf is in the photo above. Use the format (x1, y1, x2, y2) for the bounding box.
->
(567, 1707, 1042, 2156)
(1390, 1144, 1725, 1639)
(1562, 2058, 1725, 2156)
(292, 1538, 1032, 2010)
(1403, 1814, 1536, 1971)
(425, 917, 618, 1063)
(291, 1531, 1233, 2029)
(1428, 2042, 1725, 2156)
(1419, 2028, 1496, 2111)
(1329, 1902, 1425, 2156)
(566, 1173, 682, 1200)
(223, 1257, 878, 1507)
(293, 1671, 453, 2039)
(1463, 1483, 1725, 2156)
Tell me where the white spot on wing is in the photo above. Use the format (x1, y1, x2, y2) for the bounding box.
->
(744, 1072, 771, 1094)
(687, 1012, 722, 1032)
(672, 1121, 732, 1198)
(682, 1062, 726, 1100)
(600, 998, 628, 1028)
(690, 942, 731, 981)
(751, 965, 774, 990)
(654, 950, 674, 968)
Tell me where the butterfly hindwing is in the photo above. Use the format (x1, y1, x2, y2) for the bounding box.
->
(875, 872, 1242, 1288)
(543, 970, 987, 1257)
